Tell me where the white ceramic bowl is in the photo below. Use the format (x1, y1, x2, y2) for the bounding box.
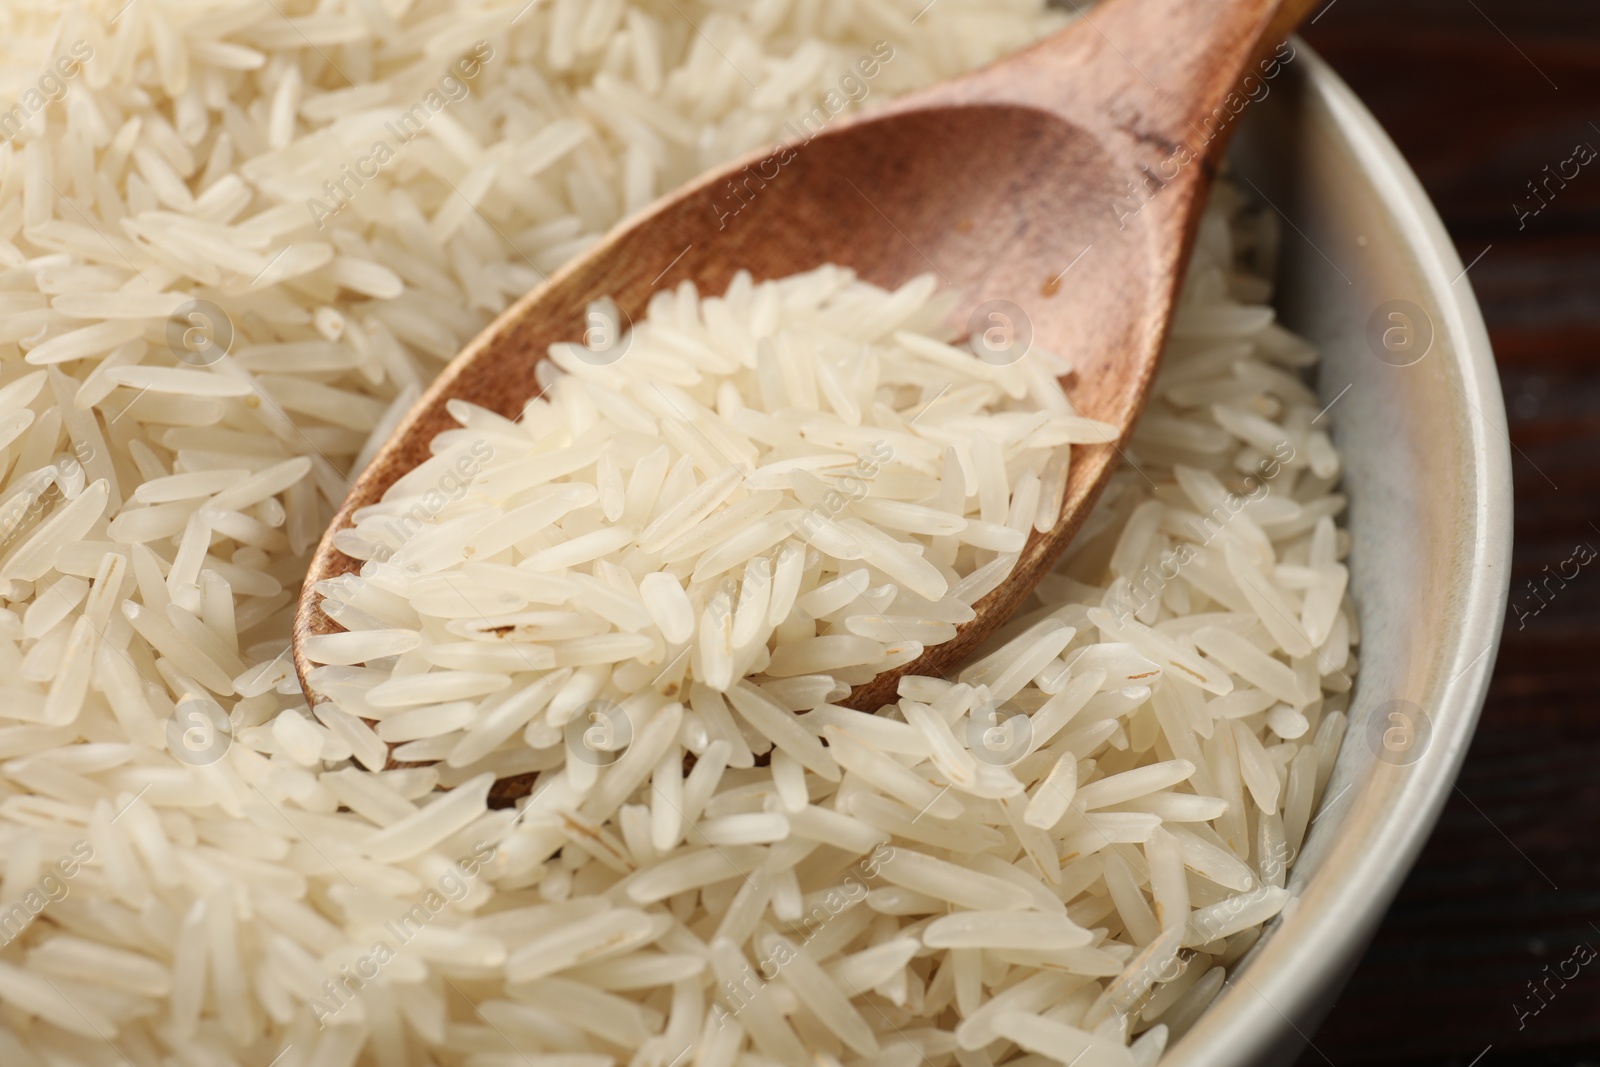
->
(1168, 42, 1513, 1066)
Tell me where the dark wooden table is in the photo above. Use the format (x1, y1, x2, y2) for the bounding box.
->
(1294, 3, 1600, 1064)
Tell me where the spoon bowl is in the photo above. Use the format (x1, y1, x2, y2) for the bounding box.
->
(294, 0, 1321, 745)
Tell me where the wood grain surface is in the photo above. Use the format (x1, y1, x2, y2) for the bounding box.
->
(1298, 3, 1600, 1064)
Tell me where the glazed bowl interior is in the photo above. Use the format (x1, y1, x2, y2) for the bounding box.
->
(1161, 42, 1513, 1066)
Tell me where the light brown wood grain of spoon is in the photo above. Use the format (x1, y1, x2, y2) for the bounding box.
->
(293, 0, 1323, 792)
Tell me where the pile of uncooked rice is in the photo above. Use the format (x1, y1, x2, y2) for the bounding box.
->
(0, 1, 1357, 1065)
(306, 266, 1116, 774)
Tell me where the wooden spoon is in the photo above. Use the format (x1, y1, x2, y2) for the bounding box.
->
(292, 0, 1320, 779)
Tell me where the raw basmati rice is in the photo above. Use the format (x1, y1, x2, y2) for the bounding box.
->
(308, 264, 1092, 719)
(0, 0, 1358, 1063)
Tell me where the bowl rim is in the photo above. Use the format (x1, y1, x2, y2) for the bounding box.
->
(1166, 41, 1515, 1067)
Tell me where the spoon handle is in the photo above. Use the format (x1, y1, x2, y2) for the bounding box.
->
(915, 0, 1323, 168)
